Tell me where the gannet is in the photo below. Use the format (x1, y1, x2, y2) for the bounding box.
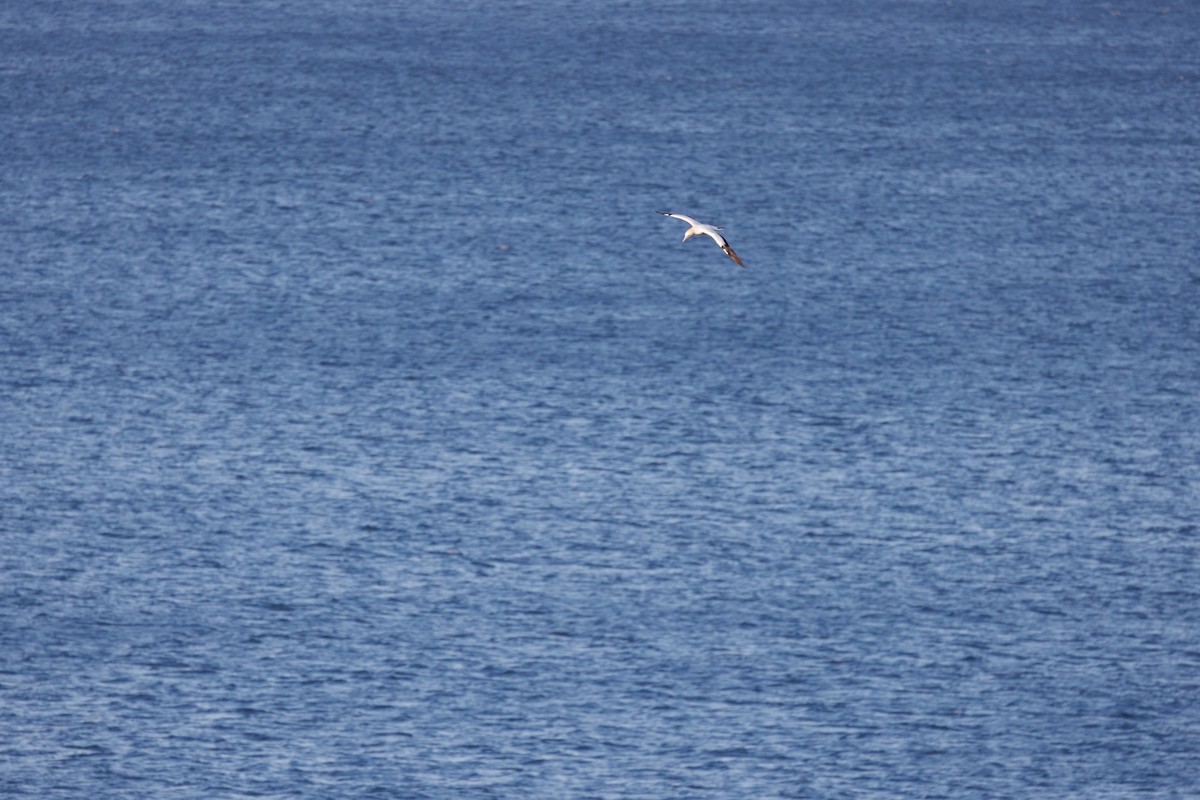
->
(656, 211, 744, 268)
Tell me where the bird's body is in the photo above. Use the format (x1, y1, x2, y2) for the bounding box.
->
(656, 211, 744, 267)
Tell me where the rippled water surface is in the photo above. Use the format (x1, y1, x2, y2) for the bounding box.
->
(3, 1, 1199, 797)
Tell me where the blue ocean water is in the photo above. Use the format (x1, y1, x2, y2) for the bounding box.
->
(2, 0, 1198, 797)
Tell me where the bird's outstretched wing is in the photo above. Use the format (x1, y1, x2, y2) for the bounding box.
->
(656, 210, 700, 226)
(699, 228, 745, 268)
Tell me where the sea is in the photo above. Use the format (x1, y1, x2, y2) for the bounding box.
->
(2, 1, 1198, 797)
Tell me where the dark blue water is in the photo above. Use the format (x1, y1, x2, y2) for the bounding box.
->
(3, 1, 1199, 797)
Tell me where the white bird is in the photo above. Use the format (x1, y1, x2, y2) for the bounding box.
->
(656, 211, 744, 268)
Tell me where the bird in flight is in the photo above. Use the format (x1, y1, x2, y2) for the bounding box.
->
(656, 211, 744, 268)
